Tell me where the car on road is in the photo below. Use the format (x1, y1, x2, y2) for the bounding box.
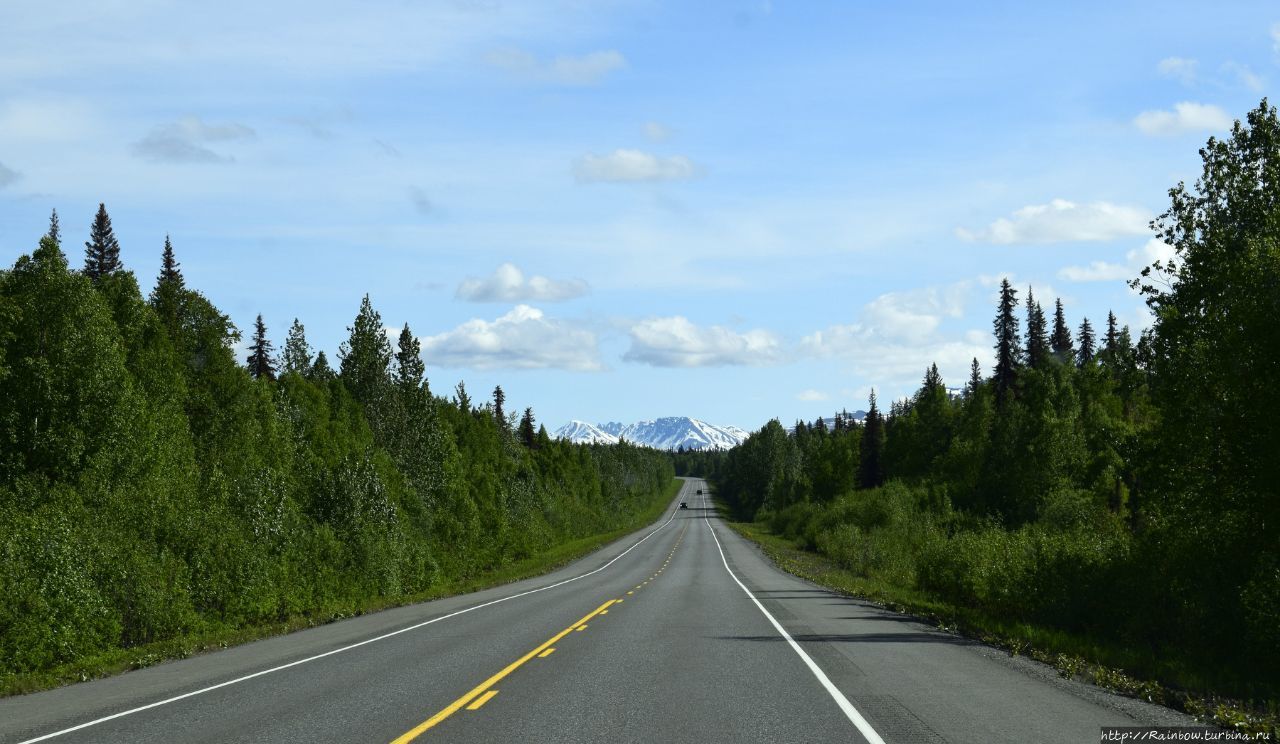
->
(679, 502, 688, 509)
(696, 489, 703, 494)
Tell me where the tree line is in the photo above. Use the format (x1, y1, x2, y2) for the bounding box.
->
(0, 211, 672, 677)
(683, 99, 1280, 702)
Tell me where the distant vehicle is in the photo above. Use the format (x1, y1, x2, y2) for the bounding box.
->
(696, 489, 703, 495)
(679, 502, 688, 509)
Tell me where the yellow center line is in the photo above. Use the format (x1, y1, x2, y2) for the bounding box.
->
(466, 690, 499, 710)
(538, 648, 555, 658)
(390, 599, 616, 743)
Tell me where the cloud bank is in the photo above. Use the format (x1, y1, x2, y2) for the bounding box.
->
(455, 263, 589, 303)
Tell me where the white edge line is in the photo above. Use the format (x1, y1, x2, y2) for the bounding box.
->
(701, 489, 887, 744)
(17, 488, 689, 744)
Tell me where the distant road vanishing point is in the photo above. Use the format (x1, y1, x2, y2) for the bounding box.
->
(0, 478, 1193, 744)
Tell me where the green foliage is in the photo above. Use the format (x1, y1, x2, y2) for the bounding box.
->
(0, 214, 674, 684)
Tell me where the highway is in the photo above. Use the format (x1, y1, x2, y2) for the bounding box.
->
(0, 478, 1193, 743)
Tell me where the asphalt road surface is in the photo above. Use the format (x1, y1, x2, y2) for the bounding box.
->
(1, 477, 1194, 743)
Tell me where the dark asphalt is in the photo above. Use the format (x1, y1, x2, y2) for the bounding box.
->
(0, 478, 1194, 743)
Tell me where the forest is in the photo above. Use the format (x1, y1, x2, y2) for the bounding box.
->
(0, 212, 673, 684)
(681, 100, 1280, 706)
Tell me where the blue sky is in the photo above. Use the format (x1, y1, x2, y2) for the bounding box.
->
(1, 1, 1276, 432)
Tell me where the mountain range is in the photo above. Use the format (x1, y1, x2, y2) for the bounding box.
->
(554, 417, 750, 451)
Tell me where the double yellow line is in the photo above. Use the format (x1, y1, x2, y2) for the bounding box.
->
(391, 599, 619, 743)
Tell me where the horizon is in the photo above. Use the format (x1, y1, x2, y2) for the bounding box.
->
(3, 1, 1277, 433)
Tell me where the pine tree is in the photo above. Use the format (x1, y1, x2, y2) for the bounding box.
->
(310, 350, 335, 381)
(813, 415, 828, 434)
(1103, 310, 1120, 360)
(246, 314, 276, 380)
(922, 362, 942, 393)
(339, 294, 392, 404)
(519, 407, 537, 448)
(454, 381, 471, 412)
(1077, 317, 1096, 366)
(492, 386, 506, 429)
(858, 390, 885, 488)
(83, 203, 122, 281)
(1025, 288, 1049, 369)
(1051, 298, 1074, 363)
(395, 323, 424, 390)
(992, 278, 1021, 402)
(283, 318, 312, 376)
(967, 357, 983, 397)
(46, 209, 61, 245)
(158, 234, 183, 288)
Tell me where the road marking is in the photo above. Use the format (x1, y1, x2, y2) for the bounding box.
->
(702, 491, 886, 744)
(466, 691, 499, 710)
(538, 648, 555, 658)
(391, 599, 617, 743)
(15, 492, 690, 744)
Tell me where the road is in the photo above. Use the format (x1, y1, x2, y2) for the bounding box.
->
(1, 477, 1193, 743)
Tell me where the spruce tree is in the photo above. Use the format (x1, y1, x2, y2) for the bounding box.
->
(813, 415, 828, 435)
(158, 234, 183, 288)
(1103, 310, 1120, 360)
(967, 357, 983, 397)
(83, 203, 122, 281)
(922, 362, 942, 393)
(519, 407, 537, 448)
(1077, 317, 1096, 366)
(46, 208, 61, 245)
(339, 294, 392, 404)
(992, 278, 1021, 402)
(395, 323, 424, 390)
(454, 381, 471, 412)
(246, 314, 276, 380)
(1025, 288, 1049, 369)
(1051, 298, 1074, 363)
(858, 390, 885, 489)
(310, 350, 336, 381)
(492, 385, 506, 429)
(283, 318, 312, 376)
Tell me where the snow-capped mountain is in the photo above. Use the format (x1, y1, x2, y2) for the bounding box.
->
(554, 420, 619, 445)
(555, 417, 750, 451)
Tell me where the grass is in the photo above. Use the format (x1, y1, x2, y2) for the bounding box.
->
(723, 512, 1279, 740)
(0, 478, 682, 699)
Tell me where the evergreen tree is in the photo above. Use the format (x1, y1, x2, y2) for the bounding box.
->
(992, 278, 1021, 402)
(1103, 311, 1120, 361)
(395, 323, 424, 390)
(492, 385, 506, 429)
(1077, 317, 1096, 366)
(83, 203, 122, 281)
(46, 208, 61, 246)
(283, 318, 312, 376)
(454, 381, 471, 412)
(813, 415, 828, 435)
(158, 235, 183, 288)
(1025, 289, 1049, 369)
(338, 294, 392, 404)
(923, 362, 943, 393)
(1051, 298, 1074, 363)
(246, 314, 276, 381)
(519, 407, 537, 448)
(858, 389, 885, 488)
(967, 357, 983, 397)
(310, 350, 335, 381)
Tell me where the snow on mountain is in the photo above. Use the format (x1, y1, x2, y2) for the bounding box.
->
(554, 416, 749, 451)
(554, 420, 619, 445)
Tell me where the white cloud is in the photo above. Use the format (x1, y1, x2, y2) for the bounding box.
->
(796, 389, 829, 402)
(956, 199, 1151, 244)
(623, 316, 783, 367)
(863, 285, 968, 342)
(133, 116, 255, 163)
(574, 149, 698, 183)
(455, 263, 589, 303)
(643, 121, 672, 141)
(1134, 102, 1232, 136)
(1059, 238, 1176, 282)
(1222, 62, 1264, 92)
(421, 305, 602, 371)
(1158, 57, 1198, 85)
(487, 48, 626, 85)
(0, 161, 18, 189)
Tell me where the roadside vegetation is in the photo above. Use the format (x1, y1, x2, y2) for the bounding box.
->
(0, 217, 674, 694)
(677, 99, 1280, 736)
